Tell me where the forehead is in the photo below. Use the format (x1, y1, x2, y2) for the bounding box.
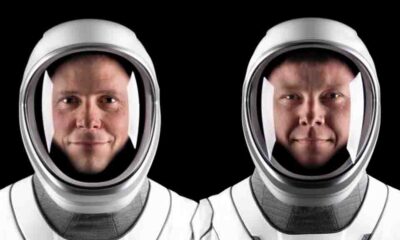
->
(51, 55, 130, 92)
(268, 60, 355, 90)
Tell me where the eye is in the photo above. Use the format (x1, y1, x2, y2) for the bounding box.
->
(100, 96, 117, 104)
(61, 96, 79, 104)
(282, 94, 301, 101)
(322, 92, 344, 100)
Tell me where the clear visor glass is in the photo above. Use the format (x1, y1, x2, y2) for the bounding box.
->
(249, 48, 373, 176)
(34, 52, 145, 182)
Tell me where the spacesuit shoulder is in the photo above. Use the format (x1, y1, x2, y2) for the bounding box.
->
(0, 185, 15, 235)
(367, 176, 400, 239)
(149, 179, 198, 240)
(192, 198, 218, 240)
(192, 178, 253, 240)
(0, 183, 11, 209)
(0, 178, 31, 240)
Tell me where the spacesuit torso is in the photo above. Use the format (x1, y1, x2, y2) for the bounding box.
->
(0, 175, 196, 240)
(193, 175, 400, 240)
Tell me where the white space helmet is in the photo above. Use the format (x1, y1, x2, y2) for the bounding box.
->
(19, 19, 161, 214)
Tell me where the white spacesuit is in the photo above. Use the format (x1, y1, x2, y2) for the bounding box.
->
(0, 19, 196, 239)
(192, 18, 400, 240)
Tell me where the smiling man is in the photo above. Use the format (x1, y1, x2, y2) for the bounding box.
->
(192, 18, 400, 240)
(269, 49, 355, 172)
(51, 53, 131, 175)
(0, 19, 197, 240)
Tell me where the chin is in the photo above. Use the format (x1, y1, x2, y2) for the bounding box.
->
(79, 166, 107, 175)
(298, 157, 330, 169)
(74, 158, 110, 174)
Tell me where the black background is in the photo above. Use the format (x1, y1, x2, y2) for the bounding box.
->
(1, 5, 399, 201)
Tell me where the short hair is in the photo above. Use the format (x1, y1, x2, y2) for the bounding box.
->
(264, 48, 359, 79)
(47, 51, 133, 78)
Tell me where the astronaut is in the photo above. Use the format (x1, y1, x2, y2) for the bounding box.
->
(192, 18, 400, 240)
(0, 19, 197, 240)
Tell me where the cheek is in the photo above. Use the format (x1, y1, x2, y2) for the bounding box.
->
(52, 111, 75, 138)
(273, 103, 297, 142)
(103, 111, 129, 138)
(328, 104, 350, 143)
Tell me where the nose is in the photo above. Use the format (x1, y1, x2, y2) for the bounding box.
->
(299, 97, 325, 127)
(76, 100, 102, 129)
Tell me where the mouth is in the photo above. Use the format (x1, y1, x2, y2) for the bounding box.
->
(70, 141, 111, 146)
(292, 138, 334, 144)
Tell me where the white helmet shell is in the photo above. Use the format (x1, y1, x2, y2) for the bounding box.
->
(242, 18, 380, 206)
(19, 19, 161, 214)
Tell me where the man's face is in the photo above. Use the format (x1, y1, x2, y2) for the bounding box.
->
(51, 56, 130, 174)
(269, 60, 354, 168)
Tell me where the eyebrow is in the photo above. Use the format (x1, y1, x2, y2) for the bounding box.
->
(278, 85, 302, 91)
(95, 90, 122, 96)
(56, 90, 123, 96)
(56, 90, 80, 96)
(277, 81, 349, 91)
(275, 84, 306, 92)
(273, 77, 303, 90)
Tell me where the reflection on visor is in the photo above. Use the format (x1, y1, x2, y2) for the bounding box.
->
(261, 73, 364, 164)
(261, 77, 276, 160)
(347, 73, 364, 161)
(128, 71, 140, 148)
(42, 71, 54, 151)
